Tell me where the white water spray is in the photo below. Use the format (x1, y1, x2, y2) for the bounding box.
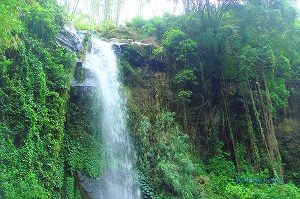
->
(84, 37, 141, 199)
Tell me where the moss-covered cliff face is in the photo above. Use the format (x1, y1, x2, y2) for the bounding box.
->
(112, 8, 299, 198)
(114, 18, 300, 197)
(0, 1, 103, 198)
(63, 85, 105, 199)
(0, 1, 77, 198)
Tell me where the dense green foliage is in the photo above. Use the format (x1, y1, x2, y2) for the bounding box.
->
(64, 87, 105, 178)
(0, 0, 24, 52)
(122, 0, 300, 198)
(135, 112, 203, 198)
(0, 0, 107, 197)
(0, 0, 79, 198)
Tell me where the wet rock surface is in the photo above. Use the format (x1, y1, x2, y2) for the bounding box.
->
(109, 38, 152, 55)
(56, 26, 84, 52)
(71, 60, 99, 88)
(77, 172, 102, 199)
(56, 26, 97, 88)
(108, 38, 164, 71)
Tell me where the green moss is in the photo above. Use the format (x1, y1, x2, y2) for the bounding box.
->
(0, 1, 76, 198)
(64, 87, 105, 178)
(65, 177, 75, 199)
(74, 66, 88, 84)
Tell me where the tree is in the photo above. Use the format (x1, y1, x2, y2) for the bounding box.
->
(61, 0, 127, 24)
(136, 0, 152, 16)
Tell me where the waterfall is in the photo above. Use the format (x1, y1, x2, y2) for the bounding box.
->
(84, 37, 141, 199)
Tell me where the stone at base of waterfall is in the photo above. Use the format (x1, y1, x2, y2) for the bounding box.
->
(77, 172, 102, 199)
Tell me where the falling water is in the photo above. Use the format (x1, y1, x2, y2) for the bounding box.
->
(84, 37, 141, 199)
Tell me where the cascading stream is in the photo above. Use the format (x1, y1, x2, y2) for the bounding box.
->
(84, 37, 141, 199)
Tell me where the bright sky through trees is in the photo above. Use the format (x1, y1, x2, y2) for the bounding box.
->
(57, 0, 183, 23)
(57, 0, 300, 24)
(121, 0, 183, 21)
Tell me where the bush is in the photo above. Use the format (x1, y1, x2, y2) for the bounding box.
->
(134, 112, 203, 198)
(162, 29, 186, 50)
